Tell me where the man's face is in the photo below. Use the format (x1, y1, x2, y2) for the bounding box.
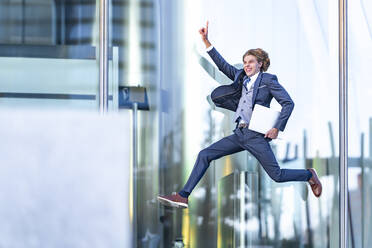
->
(243, 55, 262, 77)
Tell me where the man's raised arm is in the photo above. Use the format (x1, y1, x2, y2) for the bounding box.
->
(199, 21, 238, 80)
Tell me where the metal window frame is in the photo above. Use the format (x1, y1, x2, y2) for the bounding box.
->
(98, 0, 350, 246)
(339, 0, 348, 247)
(99, 0, 109, 113)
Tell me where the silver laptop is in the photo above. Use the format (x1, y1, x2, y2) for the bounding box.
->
(248, 104, 280, 135)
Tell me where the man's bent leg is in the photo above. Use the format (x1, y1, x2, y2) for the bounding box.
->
(243, 131, 312, 182)
(179, 134, 244, 197)
(247, 134, 322, 197)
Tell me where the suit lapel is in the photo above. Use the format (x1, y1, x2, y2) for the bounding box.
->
(236, 70, 245, 85)
(252, 72, 263, 104)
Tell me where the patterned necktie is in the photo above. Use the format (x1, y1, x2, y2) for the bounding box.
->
(243, 76, 251, 91)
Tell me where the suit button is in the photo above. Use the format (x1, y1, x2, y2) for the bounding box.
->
(243, 100, 246, 103)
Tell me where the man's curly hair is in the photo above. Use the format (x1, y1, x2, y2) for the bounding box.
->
(242, 48, 270, 72)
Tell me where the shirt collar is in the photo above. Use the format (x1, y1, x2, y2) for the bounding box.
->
(249, 71, 260, 83)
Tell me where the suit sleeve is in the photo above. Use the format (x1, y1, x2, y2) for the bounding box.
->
(266, 75, 294, 131)
(207, 47, 238, 81)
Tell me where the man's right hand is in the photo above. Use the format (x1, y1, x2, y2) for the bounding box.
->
(199, 21, 208, 40)
(199, 21, 212, 48)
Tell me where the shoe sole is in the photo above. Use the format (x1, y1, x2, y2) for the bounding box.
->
(157, 196, 188, 208)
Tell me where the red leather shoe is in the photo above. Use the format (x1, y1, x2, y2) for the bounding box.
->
(157, 193, 188, 208)
(308, 168, 322, 197)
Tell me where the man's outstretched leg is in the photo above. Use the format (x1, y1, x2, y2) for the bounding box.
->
(158, 134, 244, 208)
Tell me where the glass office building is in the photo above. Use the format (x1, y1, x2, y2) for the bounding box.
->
(0, 0, 371, 247)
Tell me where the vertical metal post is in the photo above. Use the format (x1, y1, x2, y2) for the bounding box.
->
(132, 103, 138, 247)
(369, 118, 372, 158)
(339, 0, 348, 247)
(99, 0, 109, 113)
(361, 133, 365, 248)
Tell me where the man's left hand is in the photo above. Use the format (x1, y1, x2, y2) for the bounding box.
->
(264, 128, 279, 139)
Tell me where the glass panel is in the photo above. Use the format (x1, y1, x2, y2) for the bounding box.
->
(348, 0, 372, 247)
(0, 1, 118, 111)
(114, 0, 160, 247)
(127, 0, 340, 247)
